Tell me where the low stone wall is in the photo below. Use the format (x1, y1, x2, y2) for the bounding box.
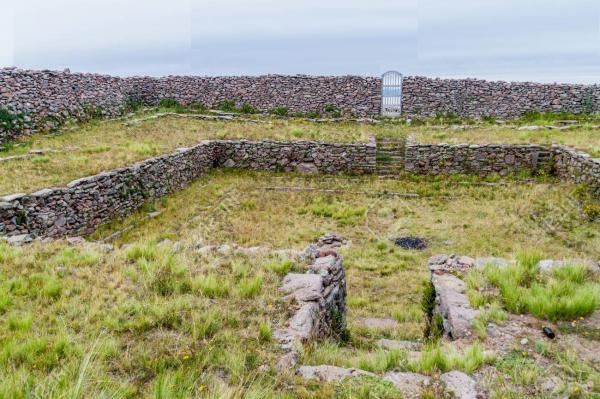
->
(0, 140, 375, 239)
(275, 234, 347, 371)
(215, 139, 376, 174)
(0, 141, 219, 238)
(553, 145, 600, 193)
(404, 138, 553, 176)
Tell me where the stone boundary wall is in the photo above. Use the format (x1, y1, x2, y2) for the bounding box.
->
(0, 68, 380, 143)
(133, 75, 381, 116)
(553, 145, 600, 194)
(404, 138, 553, 176)
(4, 67, 600, 143)
(402, 76, 600, 119)
(0, 140, 375, 239)
(0, 68, 137, 142)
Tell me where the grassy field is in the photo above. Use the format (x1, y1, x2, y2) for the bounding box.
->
(1, 170, 598, 398)
(2, 112, 600, 195)
(0, 115, 402, 195)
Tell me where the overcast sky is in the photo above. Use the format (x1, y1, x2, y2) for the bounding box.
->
(1, 0, 599, 83)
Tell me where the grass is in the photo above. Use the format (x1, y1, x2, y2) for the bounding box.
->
(3, 111, 600, 195)
(1, 165, 600, 396)
(468, 254, 600, 321)
(0, 115, 410, 195)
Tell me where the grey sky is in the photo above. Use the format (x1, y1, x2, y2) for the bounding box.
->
(1, 0, 599, 83)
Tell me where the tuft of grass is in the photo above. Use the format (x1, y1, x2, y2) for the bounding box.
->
(0, 242, 22, 263)
(237, 275, 263, 298)
(126, 141, 159, 156)
(409, 342, 491, 375)
(480, 256, 599, 321)
(52, 247, 102, 267)
(269, 107, 288, 116)
(301, 198, 366, 226)
(194, 273, 230, 298)
(336, 377, 403, 399)
(239, 103, 258, 114)
(471, 302, 507, 339)
(258, 322, 272, 342)
(81, 144, 111, 154)
(263, 258, 292, 275)
(158, 98, 186, 113)
(217, 100, 238, 112)
(357, 349, 405, 373)
(7, 312, 33, 331)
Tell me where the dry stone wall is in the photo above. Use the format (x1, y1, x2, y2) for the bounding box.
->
(0, 68, 137, 142)
(404, 138, 553, 176)
(275, 234, 347, 371)
(553, 145, 600, 194)
(402, 76, 600, 119)
(134, 75, 381, 116)
(0, 140, 375, 239)
(0, 68, 380, 143)
(215, 139, 376, 174)
(4, 67, 600, 143)
(0, 141, 219, 238)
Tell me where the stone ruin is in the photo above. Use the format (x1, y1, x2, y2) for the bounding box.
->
(274, 233, 348, 371)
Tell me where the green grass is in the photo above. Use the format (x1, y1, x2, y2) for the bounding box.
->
(2, 170, 600, 397)
(408, 342, 492, 375)
(3, 111, 600, 196)
(0, 115, 407, 195)
(468, 254, 600, 321)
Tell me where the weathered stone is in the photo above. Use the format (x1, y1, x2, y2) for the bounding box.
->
(280, 274, 323, 295)
(376, 339, 422, 351)
(432, 273, 479, 339)
(297, 365, 375, 382)
(474, 257, 510, 269)
(440, 371, 479, 399)
(276, 351, 299, 372)
(384, 372, 431, 399)
(296, 162, 318, 174)
(6, 234, 32, 246)
(66, 236, 86, 245)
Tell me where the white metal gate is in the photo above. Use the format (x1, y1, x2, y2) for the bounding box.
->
(381, 71, 403, 117)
